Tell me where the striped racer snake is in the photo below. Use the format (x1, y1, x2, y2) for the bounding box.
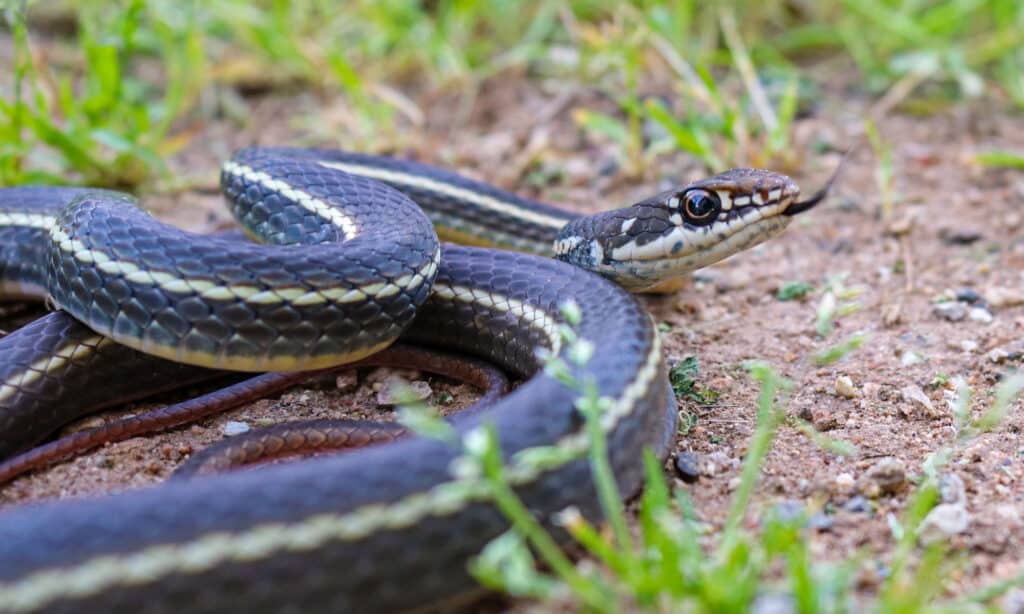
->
(0, 147, 826, 612)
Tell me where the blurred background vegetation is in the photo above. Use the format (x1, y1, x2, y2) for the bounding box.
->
(0, 0, 1021, 189)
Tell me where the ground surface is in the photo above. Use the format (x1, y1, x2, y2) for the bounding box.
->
(2, 61, 1024, 605)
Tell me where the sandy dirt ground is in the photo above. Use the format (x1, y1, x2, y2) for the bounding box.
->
(2, 59, 1024, 605)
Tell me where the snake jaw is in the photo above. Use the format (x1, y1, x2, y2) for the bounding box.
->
(554, 167, 827, 292)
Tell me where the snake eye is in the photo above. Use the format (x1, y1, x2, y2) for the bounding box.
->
(679, 189, 721, 226)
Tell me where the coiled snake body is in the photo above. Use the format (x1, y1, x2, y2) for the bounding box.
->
(0, 147, 824, 612)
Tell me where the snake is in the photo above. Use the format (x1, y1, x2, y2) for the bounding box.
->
(0, 147, 826, 612)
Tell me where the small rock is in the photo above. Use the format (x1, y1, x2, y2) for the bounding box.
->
(918, 503, 969, 544)
(984, 286, 1024, 308)
(939, 473, 966, 505)
(860, 457, 907, 498)
(987, 347, 1012, 363)
(900, 384, 937, 416)
(223, 421, 250, 436)
(366, 367, 420, 385)
(674, 298, 700, 316)
(835, 472, 856, 494)
(714, 272, 749, 293)
(939, 226, 983, 245)
(881, 303, 902, 327)
(835, 375, 858, 399)
(844, 495, 871, 513)
(985, 340, 1024, 363)
(727, 476, 742, 491)
(145, 460, 163, 475)
(963, 442, 989, 463)
(900, 351, 923, 366)
(377, 379, 433, 406)
(862, 382, 882, 400)
(673, 452, 701, 484)
(807, 512, 833, 532)
(93, 454, 114, 469)
(335, 372, 358, 393)
(886, 211, 915, 235)
(959, 339, 979, 352)
(954, 287, 983, 304)
(856, 563, 886, 589)
(968, 306, 993, 323)
(933, 301, 967, 322)
(159, 444, 180, 461)
(703, 451, 738, 476)
(597, 157, 619, 177)
(797, 478, 810, 495)
(812, 408, 841, 431)
(562, 158, 591, 184)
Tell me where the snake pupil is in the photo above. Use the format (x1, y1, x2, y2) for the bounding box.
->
(681, 189, 721, 225)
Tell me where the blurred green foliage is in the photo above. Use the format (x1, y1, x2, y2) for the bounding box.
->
(0, 0, 1021, 187)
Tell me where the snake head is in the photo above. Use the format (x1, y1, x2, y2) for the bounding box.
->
(554, 168, 831, 292)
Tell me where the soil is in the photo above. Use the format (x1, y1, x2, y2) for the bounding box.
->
(3, 55, 1024, 605)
